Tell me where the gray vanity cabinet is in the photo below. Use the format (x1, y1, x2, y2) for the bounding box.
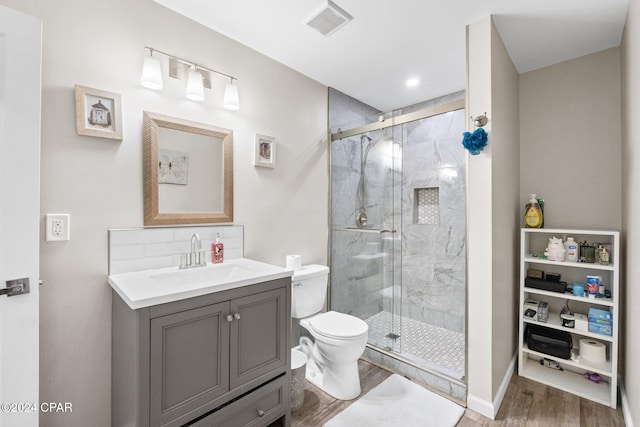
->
(229, 289, 288, 389)
(112, 278, 291, 427)
(149, 301, 231, 426)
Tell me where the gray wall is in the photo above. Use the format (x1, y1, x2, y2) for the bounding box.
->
(489, 18, 521, 403)
(466, 16, 520, 416)
(621, 3, 640, 425)
(0, 1, 328, 426)
(520, 48, 622, 230)
(466, 16, 494, 411)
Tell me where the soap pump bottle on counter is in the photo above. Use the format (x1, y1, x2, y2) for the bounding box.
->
(523, 194, 543, 228)
(212, 233, 224, 264)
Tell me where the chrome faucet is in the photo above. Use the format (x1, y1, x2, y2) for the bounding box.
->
(191, 233, 201, 255)
(179, 233, 207, 269)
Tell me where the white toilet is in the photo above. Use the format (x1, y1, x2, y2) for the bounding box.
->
(291, 265, 368, 400)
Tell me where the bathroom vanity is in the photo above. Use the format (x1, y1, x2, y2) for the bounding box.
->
(109, 259, 292, 427)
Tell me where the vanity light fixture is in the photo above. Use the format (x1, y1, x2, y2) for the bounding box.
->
(141, 46, 239, 109)
(186, 66, 205, 101)
(223, 78, 240, 110)
(141, 48, 163, 90)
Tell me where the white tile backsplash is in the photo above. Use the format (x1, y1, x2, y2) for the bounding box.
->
(108, 225, 243, 275)
(109, 228, 174, 246)
(109, 244, 145, 261)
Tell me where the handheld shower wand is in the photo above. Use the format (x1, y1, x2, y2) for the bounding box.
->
(355, 134, 376, 228)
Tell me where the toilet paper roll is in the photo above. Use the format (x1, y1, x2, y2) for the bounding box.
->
(579, 338, 606, 364)
(286, 254, 302, 271)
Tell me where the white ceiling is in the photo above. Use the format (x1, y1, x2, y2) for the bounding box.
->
(153, 0, 629, 112)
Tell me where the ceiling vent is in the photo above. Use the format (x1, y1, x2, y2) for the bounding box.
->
(305, 1, 353, 37)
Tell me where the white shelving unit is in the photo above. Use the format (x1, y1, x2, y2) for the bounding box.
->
(518, 228, 619, 408)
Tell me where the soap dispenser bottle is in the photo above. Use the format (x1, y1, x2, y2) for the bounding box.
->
(523, 194, 543, 228)
(212, 233, 224, 264)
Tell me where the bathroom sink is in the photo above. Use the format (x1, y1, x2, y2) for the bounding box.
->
(108, 258, 292, 309)
(150, 263, 251, 286)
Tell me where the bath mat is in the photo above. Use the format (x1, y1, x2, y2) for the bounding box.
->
(324, 374, 464, 427)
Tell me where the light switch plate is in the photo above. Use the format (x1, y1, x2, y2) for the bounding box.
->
(46, 213, 70, 241)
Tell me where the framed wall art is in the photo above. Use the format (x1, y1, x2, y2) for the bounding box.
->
(75, 84, 123, 140)
(254, 133, 275, 168)
(158, 148, 188, 185)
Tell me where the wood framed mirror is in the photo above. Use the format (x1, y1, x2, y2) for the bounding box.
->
(143, 111, 233, 225)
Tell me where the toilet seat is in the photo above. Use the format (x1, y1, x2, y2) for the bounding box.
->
(307, 311, 368, 340)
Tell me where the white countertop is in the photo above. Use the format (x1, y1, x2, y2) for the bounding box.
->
(108, 258, 293, 309)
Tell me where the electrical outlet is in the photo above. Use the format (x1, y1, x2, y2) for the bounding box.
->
(52, 219, 64, 236)
(46, 214, 70, 241)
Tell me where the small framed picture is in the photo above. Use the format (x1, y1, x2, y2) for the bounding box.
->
(158, 148, 188, 185)
(74, 85, 123, 140)
(254, 133, 276, 168)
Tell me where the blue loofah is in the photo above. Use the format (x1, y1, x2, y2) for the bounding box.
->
(461, 128, 488, 155)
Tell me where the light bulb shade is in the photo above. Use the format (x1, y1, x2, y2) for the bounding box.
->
(223, 83, 240, 110)
(141, 56, 163, 90)
(186, 69, 205, 101)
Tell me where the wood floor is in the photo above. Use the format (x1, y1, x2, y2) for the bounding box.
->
(290, 359, 392, 426)
(278, 360, 626, 427)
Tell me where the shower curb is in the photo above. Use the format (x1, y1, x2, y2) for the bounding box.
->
(362, 345, 467, 405)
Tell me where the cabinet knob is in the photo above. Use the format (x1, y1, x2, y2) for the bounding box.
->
(257, 409, 265, 417)
(226, 314, 233, 322)
(234, 313, 241, 320)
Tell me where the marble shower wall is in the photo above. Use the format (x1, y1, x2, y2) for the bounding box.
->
(400, 103, 466, 333)
(329, 88, 466, 334)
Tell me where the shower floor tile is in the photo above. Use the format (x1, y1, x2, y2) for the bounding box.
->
(365, 311, 465, 380)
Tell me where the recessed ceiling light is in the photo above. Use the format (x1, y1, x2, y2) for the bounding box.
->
(406, 77, 420, 88)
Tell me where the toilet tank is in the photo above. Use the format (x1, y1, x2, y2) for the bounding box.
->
(291, 265, 329, 319)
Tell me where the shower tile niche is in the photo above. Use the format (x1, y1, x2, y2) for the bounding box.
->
(415, 187, 440, 225)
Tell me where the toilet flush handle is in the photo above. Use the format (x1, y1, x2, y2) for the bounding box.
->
(293, 282, 303, 288)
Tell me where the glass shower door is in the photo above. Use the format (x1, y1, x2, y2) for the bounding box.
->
(329, 128, 403, 353)
(328, 92, 467, 400)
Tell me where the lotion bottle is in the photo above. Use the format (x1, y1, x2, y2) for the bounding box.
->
(523, 193, 543, 228)
(565, 237, 578, 262)
(212, 233, 224, 264)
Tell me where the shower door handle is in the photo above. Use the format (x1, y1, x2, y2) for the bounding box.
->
(334, 227, 397, 234)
